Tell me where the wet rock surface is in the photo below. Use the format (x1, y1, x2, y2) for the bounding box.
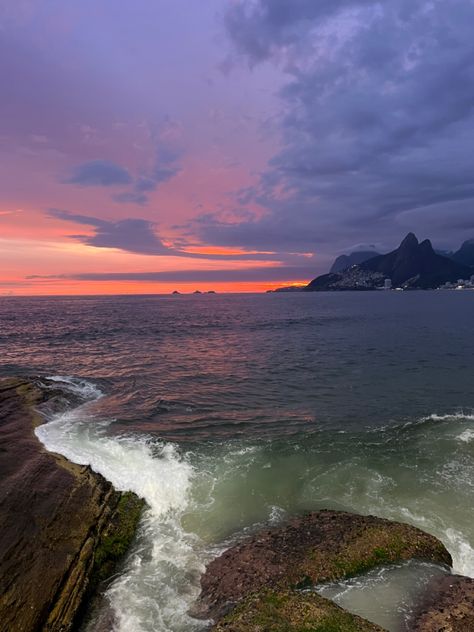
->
(213, 589, 385, 632)
(413, 575, 474, 631)
(0, 377, 143, 632)
(195, 510, 452, 624)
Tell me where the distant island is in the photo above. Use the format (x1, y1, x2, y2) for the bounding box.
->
(272, 233, 474, 292)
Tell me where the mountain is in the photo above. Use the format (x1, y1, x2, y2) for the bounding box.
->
(330, 250, 380, 273)
(450, 239, 474, 267)
(305, 233, 472, 291)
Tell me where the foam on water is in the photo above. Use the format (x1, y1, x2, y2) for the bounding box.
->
(35, 377, 209, 632)
(422, 411, 474, 422)
(44, 375, 104, 400)
(34, 379, 474, 630)
(457, 428, 474, 443)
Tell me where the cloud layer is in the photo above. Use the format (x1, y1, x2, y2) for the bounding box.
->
(48, 208, 305, 262)
(210, 0, 474, 256)
(64, 160, 133, 187)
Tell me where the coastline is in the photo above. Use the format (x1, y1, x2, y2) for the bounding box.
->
(0, 377, 143, 632)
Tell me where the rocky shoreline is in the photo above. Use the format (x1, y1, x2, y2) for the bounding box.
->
(0, 377, 143, 632)
(2, 376, 474, 632)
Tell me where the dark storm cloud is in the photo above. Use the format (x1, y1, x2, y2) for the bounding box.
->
(213, 0, 474, 260)
(47, 209, 300, 262)
(27, 265, 315, 283)
(64, 160, 133, 186)
(224, 0, 377, 63)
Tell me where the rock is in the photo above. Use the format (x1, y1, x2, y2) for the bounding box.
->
(213, 589, 385, 631)
(413, 575, 474, 631)
(194, 510, 451, 623)
(0, 378, 144, 632)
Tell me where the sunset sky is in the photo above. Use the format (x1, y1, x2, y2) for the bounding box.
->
(2, 0, 474, 294)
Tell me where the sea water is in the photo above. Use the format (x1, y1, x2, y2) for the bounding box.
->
(2, 291, 474, 631)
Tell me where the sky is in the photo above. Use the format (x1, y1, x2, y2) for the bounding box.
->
(2, 0, 474, 295)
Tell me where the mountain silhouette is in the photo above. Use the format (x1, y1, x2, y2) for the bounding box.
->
(330, 250, 380, 273)
(306, 233, 472, 290)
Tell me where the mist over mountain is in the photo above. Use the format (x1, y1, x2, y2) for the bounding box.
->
(330, 251, 380, 273)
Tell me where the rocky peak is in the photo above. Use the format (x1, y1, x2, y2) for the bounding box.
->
(419, 238, 435, 256)
(398, 232, 419, 252)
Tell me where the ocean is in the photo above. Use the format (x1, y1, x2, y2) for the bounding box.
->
(1, 291, 474, 631)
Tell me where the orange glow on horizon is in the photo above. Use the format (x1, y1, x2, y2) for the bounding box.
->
(0, 278, 311, 297)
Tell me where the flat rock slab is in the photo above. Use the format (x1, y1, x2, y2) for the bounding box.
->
(413, 575, 474, 631)
(195, 510, 452, 622)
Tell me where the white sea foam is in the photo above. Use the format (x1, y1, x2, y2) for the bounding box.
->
(44, 375, 103, 400)
(445, 528, 474, 577)
(268, 505, 286, 525)
(457, 429, 474, 443)
(422, 411, 474, 422)
(33, 377, 474, 629)
(35, 378, 209, 632)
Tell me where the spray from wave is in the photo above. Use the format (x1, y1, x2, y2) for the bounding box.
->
(35, 377, 209, 632)
(34, 376, 474, 631)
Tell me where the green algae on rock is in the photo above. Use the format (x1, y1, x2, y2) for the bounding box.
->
(213, 589, 385, 632)
(0, 377, 144, 632)
(195, 510, 452, 624)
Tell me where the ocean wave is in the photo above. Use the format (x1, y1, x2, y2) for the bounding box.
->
(32, 376, 474, 629)
(421, 411, 474, 422)
(34, 377, 209, 632)
(43, 374, 103, 401)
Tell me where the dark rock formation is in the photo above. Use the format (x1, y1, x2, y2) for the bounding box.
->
(273, 286, 304, 293)
(330, 251, 380, 273)
(306, 233, 472, 290)
(360, 233, 471, 288)
(194, 510, 451, 624)
(413, 575, 474, 631)
(450, 238, 474, 267)
(213, 589, 385, 631)
(0, 378, 143, 632)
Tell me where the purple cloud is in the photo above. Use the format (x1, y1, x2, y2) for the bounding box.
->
(47, 209, 306, 262)
(64, 160, 132, 187)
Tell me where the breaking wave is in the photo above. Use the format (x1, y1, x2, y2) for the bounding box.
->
(34, 378, 474, 631)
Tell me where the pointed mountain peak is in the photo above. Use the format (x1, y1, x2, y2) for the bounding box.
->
(419, 238, 435, 254)
(399, 232, 419, 250)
